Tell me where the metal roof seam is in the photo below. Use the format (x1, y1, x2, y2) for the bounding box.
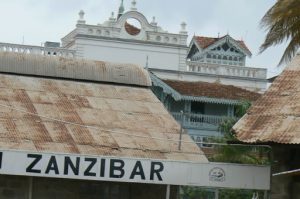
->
(0, 102, 271, 148)
(0, 52, 152, 87)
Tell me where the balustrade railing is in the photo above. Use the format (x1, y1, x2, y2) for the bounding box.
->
(171, 112, 229, 129)
(0, 42, 76, 58)
(187, 61, 267, 79)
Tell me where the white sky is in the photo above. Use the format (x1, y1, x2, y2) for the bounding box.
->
(0, 0, 286, 77)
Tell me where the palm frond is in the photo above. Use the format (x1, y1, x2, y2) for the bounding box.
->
(279, 33, 300, 65)
(259, 0, 300, 65)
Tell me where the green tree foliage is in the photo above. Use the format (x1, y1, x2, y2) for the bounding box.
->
(211, 101, 270, 165)
(181, 187, 215, 199)
(260, 0, 300, 65)
(180, 101, 267, 198)
(180, 186, 262, 199)
(218, 100, 251, 141)
(219, 189, 262, 199)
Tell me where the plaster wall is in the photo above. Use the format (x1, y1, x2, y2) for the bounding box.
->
(73, 38, 188, 71)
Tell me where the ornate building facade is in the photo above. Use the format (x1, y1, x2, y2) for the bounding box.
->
(0, 0, 268, 147)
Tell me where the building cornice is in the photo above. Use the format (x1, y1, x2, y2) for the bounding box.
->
(75, 34, 188, 49)
(149, 68, 268, 82)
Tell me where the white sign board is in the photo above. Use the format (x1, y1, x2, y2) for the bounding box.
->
(0, 150, 270, 190)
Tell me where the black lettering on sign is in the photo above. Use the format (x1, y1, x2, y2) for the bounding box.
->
(84, 158, 97, 177)
(45, 156, 59, 175)
(64, 157, 80, 176)
(110, 159, 124, 178)
(130, 161, 145, 180)
(100, 159, 106, 177)
(0, 152, 2, 169)
(150, 162, 164, 181)
(26, 154, 42, 173)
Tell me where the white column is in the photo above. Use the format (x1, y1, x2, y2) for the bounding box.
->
(166, 185, 170, 199)
(28, 177, 33, 199)
(215, 189, 219, 199)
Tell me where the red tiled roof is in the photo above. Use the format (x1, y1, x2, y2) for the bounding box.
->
(194, 35, 251, 54)
(195, 36, 223, 49)
(125, 22, 141, 36)
(237, 40, 251, 53)
(163, 80, 261, 101)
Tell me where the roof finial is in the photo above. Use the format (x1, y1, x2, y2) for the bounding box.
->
(131, 0, 137, 11)
(179, 22, 187, 35)
(77, 10, 86, 24)
(109, 12, 116, 21)
(151, 16, 157, 26)
(118, 0, 125, 19)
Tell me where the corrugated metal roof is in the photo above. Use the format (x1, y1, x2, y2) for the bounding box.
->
(0, 57, 207, 162)
(233, 54, 300, 144)
(0, 52, 151, 87)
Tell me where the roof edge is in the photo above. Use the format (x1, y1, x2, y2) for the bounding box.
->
(0, 52, 151, 87)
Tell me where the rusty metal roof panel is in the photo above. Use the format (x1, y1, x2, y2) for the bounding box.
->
(233, 54, 300, 144)
(0, 52, 151, 87)
(0, 71, 207, 162)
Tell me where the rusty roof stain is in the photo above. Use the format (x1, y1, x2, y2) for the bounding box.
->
(163, 79, 261, 102)
(233, 54, 300, 144)
(0, 53, 207, 162)
(0, 52, 151, 87)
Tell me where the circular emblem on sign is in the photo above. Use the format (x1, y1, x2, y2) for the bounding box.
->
(209, 167, 225, 182)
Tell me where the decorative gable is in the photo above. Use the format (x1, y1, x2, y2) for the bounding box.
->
(188, 35, 252, 66)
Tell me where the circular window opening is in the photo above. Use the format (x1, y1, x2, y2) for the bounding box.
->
(125, 18, 141, 36)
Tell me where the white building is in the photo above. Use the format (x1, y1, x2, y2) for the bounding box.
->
(0, 0, 267, 93)
(0, 2, 273, 198)
(61, 2, 188, 72)
(0, 0, 269, 149)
